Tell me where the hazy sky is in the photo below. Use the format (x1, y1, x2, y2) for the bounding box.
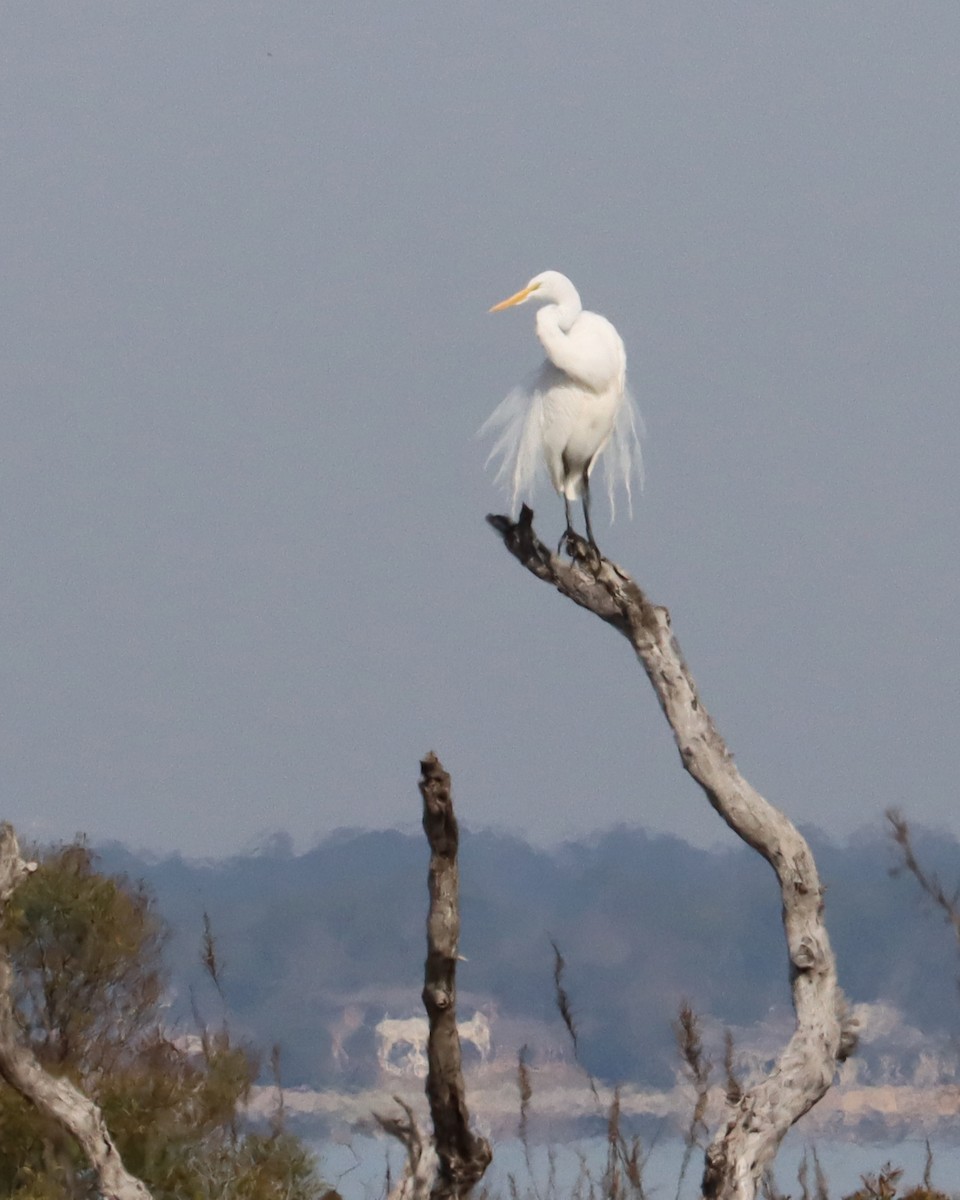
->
(2, 4, 958, 857)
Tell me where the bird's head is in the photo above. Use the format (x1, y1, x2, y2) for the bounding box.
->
(489, 270, 574, 312)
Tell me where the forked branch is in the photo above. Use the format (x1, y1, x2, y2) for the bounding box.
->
(487, 508, 856, 1200)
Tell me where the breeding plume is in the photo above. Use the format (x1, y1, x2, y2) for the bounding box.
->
(481, 270, 642, 549)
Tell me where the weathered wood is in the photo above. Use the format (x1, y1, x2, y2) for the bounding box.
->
(375, 1096, 439, 1200)
(0, 823, 152, 1200)
(419, 752, 492, 1200)
(375, 758, 491, 1200)
(487, 508, 857, 1200)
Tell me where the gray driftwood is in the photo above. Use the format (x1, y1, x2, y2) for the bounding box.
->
(0, 823, 152, 1200)
(376, 755, 491, 1200)
(487, 508, 857, 1200)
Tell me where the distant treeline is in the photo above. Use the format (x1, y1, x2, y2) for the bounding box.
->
(95, 822, 960, 1088)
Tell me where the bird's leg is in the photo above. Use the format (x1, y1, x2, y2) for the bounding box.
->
(558, 488, 598, 567)
(581, 473, 599, 552)
(558, 452, 583, 555)
(559, 495, 577, 555)
(552, 475, 603, 571)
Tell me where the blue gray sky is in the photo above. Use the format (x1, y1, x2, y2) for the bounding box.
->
(2, 4, 958, 857)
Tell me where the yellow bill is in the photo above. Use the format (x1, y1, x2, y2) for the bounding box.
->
(489, 281, 541, 312)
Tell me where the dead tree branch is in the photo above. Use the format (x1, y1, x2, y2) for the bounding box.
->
(375, 1096, 439, 1200)
(487, 508, 856, 1200)
(376, 757, 491, 1200)
(0, 823, 152, 1200)
(887, 809, 960, 945)
(419, 752, 493, 1200)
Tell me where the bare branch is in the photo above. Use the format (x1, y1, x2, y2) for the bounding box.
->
(0, 823, 152, 1200)
(550, 940, 599, 1104)
(887, 809, 960, 944)
(374, 1096, 439, 1200)
(487, 510, 856, 1200)
(550, 940, 580, 1058)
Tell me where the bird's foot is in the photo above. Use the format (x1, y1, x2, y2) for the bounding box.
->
(560, 528, 602, 571)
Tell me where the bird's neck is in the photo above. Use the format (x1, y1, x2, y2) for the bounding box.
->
(535, 294, 581, 357)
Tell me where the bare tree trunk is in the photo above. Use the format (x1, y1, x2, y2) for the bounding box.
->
(419, 752, 492, 1200)
(487, 509, 856, 1200)
(0, 823, 153, 1200)
(376, 757, 491, 1200)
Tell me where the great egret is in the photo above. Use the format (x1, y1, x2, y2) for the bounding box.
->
(481, 270, 642, 550)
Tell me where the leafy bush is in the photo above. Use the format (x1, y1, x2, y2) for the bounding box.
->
(0, 841, 327, 1200)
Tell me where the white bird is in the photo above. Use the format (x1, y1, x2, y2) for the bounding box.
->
(481, 270, 642, 550)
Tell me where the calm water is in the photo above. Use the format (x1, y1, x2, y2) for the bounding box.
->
(316, 1133, 960, 1199)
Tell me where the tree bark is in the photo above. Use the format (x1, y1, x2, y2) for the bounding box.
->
(376, 757, 491, 1200)
(0, 823, 153, 1200)
(419, 752, 492, 1200)
(487, 509, 856, 1200)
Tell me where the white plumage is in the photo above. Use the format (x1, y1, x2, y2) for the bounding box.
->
(481, 271, 642, 548)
